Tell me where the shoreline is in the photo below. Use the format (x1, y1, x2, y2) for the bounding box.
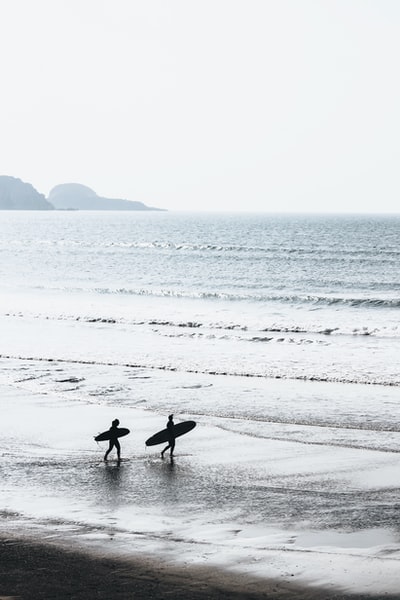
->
(0, 536, 393, 600)
(1, 366, 400, 597)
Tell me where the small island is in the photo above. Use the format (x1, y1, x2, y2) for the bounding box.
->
(0, 176, 165, 211)
(48, 183, 164, 211)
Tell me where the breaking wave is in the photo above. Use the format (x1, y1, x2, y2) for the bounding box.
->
(92, 287, 400, 309)
(1, 353, 399, 388)
(1, 310, 397, 340)
(5, 238, 400, 259)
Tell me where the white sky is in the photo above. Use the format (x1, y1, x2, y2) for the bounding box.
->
(1, 0, 399, 212)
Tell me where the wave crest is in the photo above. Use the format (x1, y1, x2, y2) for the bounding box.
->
(1, 353, 399, 388)
(93, 287, 400, 309)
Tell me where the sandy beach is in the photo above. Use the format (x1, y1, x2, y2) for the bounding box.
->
(1, 366, 400, 599)
(1, 536, 398, 600)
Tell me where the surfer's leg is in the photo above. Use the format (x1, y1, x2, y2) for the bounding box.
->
(104, 441, 114, 461)
(161, 443, 170, 458)
(170, 439, 175, 457)
(115, 440, 121, 460)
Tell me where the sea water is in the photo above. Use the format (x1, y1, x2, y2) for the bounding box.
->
(0, 211, 400, 594)
(1, 210, 399, 384)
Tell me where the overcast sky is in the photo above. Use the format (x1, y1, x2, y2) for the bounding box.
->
(1, 0, 399, 212)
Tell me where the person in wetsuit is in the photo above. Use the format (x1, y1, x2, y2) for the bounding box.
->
(104, 418, 121, 461)
(161, 414, 175, 459)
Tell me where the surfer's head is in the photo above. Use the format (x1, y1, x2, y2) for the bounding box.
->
(112, 418, 120, 426)
(168, 414, 174, 421)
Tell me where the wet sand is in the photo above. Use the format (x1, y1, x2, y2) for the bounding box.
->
(1, 537, 397, 600)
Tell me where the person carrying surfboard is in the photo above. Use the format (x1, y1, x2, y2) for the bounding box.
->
(104, 418, 122, 462)
(161, 414, 175, 459)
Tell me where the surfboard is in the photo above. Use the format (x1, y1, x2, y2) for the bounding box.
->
(145, 421, 196, 447)
(94, 427, 130, 442)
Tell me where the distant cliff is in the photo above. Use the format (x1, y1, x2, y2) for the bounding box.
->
(0, 176, 53, 210)
(48, 183, 163, 211)
(0, 177, 164, 211)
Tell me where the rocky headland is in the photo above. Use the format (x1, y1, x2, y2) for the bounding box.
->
(0, 176, 53, 210)
(48, 183, 163, 210)
(0, 176, 164, 211)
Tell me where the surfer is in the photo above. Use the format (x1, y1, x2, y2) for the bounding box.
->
(104, 418, 121, 462)
(161, 414, 175, 459)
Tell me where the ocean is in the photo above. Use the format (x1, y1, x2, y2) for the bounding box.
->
(1, 211, 400, 595)
(1, 210, 399, 384)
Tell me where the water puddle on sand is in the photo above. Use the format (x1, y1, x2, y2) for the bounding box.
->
(296, 527, 398, 549)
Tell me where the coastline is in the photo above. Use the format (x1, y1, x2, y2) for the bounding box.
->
(1, 358, 400, 598)
(1, 536, 394, 600)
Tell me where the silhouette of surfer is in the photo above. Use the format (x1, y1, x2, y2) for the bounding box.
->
(161, 414, 175, 459)
(104, 419, 121, 462)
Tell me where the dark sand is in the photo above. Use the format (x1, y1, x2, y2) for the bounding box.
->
(0, 537, 397, 600)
